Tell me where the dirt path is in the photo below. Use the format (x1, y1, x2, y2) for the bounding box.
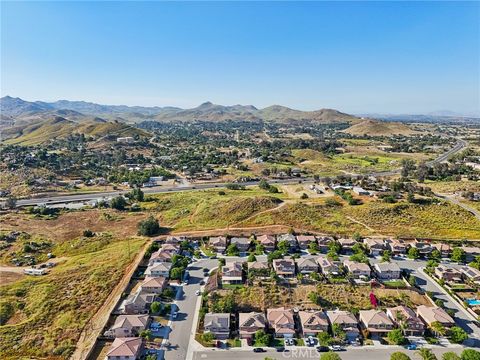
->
(230, 200, 291, 227)
(70, 241, 150, 360)
(345, 215, 377, 233)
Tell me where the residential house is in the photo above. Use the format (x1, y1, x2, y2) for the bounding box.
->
(277, 234, 298, 250)
(267, 307, 296, 338)
(343, 260, 371, 279)
(204, 313, 231, 339)
(359, 310, 394, 339)
(461, 246, 480, 262)
(297, 235, 316, 250)
(239, 312, 267, 339)
(272, 258, 296, 278)
(460, 266, 480, 284)
(247, 260, 270, 279)
(374, 262, 401, 280)
(149, 250, 174, 264)
(299, 310, 329, 336)
(106, 337, 144, 360)
(338, 238, 356, 254)
(412, 241, 434, 258)
(221, 262, 243, 284)
(257, 234, 276, 252)
(124, 292, 156, 314)
(209, 236, 228, 253)
(416, 305, 455, 329)
(295, 257, 319, 274)
(316, 256, 340, 275)
(139, 276, 167, 294)
(434, 265, 462, 283)
(145, 262, 172, 278)
(165, 236, 185, 245)
(105, 314, 150, 338)
(326, 310, 360, 342)
(386, 306, 425, 336)
(230, 237, 251, 253)
(432, 243, 452, 258)
(386, 239, 408, 256)
(317, 236, 334, 253)
(160, 243, 180, 254)
(363, 238, 386, 256)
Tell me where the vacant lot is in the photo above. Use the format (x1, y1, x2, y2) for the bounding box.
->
(0, 236, 145, 359)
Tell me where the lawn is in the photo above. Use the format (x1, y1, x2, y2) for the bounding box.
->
(0, 237, 146, 359)
(383, 280, 407, 288)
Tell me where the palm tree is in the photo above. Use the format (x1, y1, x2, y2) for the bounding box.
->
(416, 348, 437, 360)
(430, 321, 447, 337)
(395, 312, 408, 335)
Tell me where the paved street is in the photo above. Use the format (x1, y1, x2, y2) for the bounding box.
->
(192, 346, 465, 360)
(162, 258, 217, 360)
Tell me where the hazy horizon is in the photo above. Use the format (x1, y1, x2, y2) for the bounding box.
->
(2, 1, 479, 115)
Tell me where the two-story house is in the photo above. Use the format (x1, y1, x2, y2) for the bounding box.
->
(386, 305, 425, 336)
(106, 337, 144, 360)
(343, 259, 371, 279)
(105, 314, 150, 338)
(257, 234, 276, 252)
(316, 256, 340, 275)
(359, 310, 394, 339)
(299, 310, 329, 336)
(230, 237, 251, 253)
(221, 261, 243, 284)
(272, 258, 296, 278)
(296, 235, 316, 250)
(267, 307, 295, 338)
(238, 312, 267, 339)
(295, 257, 318, 274)
(326, 310, 360, 342)
(374, 262, 401, 280)
(209, 236, 228, 254)
(204, 313, 231, 339)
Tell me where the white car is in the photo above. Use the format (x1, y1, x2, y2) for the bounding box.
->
(195, 290, 201, 296)
(172, 312, 178, 319)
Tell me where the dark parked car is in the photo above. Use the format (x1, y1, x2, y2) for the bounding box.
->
(316, 346, 329, 352)
(253, 348, 266, 353)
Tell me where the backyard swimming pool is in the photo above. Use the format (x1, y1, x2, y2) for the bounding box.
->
(467, 299, 480, 306)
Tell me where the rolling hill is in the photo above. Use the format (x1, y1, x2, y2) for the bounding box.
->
(1, 96, 361, 125)
(1, 117, 148, 145)
(342, 119, 420, 136)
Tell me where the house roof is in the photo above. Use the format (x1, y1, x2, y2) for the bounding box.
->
(125, 292, 155, 307)
(204, 313, 230, 328)
(278, 234, 297, 242)
(359, 310, 393, 326)
(273, 258, 295, 272)
(248, 260, 269, 270)
(267, 307, 294, 326)
(296, 257, 318, 268)
(416, 305, 455, 325)
(460, 266, 480, 279)
(223, 261, 243, 273)
(147, 262, 172, 272)
(296, 235, 316, 243)
(299, 311, 329, 328)
(316, 256, 335, 268)
(111, 314, 149, 330)
(374, 262, 401, 272)
(364, 238, 385, 248)
(209, 236, 227, 245)
(239, 312, 266, 328)
(317, 236, 334, 245)
(230, 237, 250, 245)
(106, 337, 143, 357)
(257, 234, 276, 245)
(141, 276, 167, 288)
(338, 238, 356, 246)
(387, 306, 424, 328)
(326, 310, 358, 326)
(160, 243, 179, 253)
(344, 260, 371, 272)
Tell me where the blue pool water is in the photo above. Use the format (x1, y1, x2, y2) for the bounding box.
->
(467, 299, 480, 306)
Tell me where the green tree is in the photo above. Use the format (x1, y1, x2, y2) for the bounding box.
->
(140, 329, 153, 341)
(391, 352, 411, 360)
(247, 253, 256, 262)
(461, 349, 480, 360)
(430, 321, 447, 337)
(317, 331, 333, 346)
(277, 240, 290, 254)
(255, 243, 265, 255)
(129, 187, 144, 201)
(308, 241, 319, 254)
(442, 353, 460, 360)
(202, 332, 214, 343)
(170, 267, 183, 280)
(320, 353, 342, 360)
(253, 329, 271, 346)
(387, 329, 406, 345)
(226, 244, 240, 256)
(448, 326, 468, 344)
(137, 216, 160, 236)
(258, 179, 270, 191)
(430, 249, 441, 260)
(408, 247, 420, 260)
(300, 193, 308, 199)
(150, 301, 161, 314)
(382, 250, 392, 262)
(416, 348, 438, 360)
(110, 195, 127, 210)
(451, 247, 466, 263)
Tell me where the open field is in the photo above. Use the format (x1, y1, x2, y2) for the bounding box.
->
(0, 236, 145, 359)
(426, 180, 480, 194)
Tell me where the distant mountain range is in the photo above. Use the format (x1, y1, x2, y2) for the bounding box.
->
(0, 96, 359, 125)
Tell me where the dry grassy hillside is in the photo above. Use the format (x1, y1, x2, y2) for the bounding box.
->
(343, 119, 419, 136)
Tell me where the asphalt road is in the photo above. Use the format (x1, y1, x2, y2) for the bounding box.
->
(162, 258, 217, 360)
(5, 140, 468, 208)
(192, 346, 465, 360)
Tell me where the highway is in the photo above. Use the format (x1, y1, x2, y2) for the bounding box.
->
(5, 139, 467, 208)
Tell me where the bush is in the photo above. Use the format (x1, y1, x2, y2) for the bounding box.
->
(110, 196, 127, 210)
(387, 329, 407, 345)
(391, 352, 411, 360)
(137, 216, 160, 236)
(320, 353, 342, 360)
(461, 349, 480, 360)
(449, 326, 468, 344)
(442, 352, 460, 360)
(300, 193, 308, 199)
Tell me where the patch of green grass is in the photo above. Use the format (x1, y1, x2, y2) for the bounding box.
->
(383, 280, 407, 288)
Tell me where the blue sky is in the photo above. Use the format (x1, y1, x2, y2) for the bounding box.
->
(1, 1, 479, 115)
